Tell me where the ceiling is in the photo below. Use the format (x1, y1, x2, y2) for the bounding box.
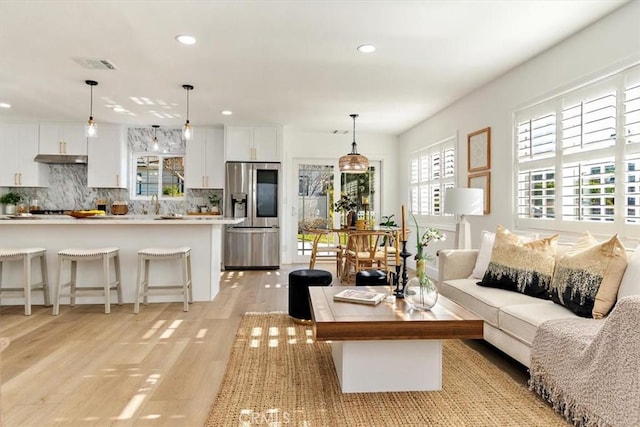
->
(0, 1, 628, 135)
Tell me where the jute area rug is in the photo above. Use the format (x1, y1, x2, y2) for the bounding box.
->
(206, 313, 566, 426)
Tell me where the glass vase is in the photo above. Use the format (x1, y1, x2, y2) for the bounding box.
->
(404, 258, 438, 310)
(341, 211, 348, 228)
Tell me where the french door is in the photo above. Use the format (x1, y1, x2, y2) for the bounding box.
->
(293, 159, 380, 264)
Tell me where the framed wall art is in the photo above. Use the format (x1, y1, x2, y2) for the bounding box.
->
(468, 171, 491, 214)
(467, 127, 491, 172)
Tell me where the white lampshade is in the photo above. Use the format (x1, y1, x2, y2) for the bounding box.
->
(444, 188, 484, 216)
(444, 188, 484, 249)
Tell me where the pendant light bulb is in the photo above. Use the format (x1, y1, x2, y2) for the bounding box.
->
(182, 84, 194, 141)
(152, 125, 160, 151)
(85, 80, 98, 138)
(86, 117, 97, 137)
(183, 120, 192, 141)
(339, 113, 369, 173)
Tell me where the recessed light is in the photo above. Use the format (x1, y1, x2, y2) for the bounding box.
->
(175, 34, 197, 45)
(221, 110, 233, 116)
(112, 106, 126, 113)
(357, 44, 376, 53)
(0, 102, 11, 108)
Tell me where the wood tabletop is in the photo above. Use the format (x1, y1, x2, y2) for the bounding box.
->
(310, 286, 483, 341)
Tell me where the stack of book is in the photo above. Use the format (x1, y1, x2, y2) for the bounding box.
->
(333, 289, 387, 305)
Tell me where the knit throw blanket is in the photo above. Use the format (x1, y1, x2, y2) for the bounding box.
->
(529, 296, 640, 427)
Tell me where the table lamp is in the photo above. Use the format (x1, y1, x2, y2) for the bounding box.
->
(444, 188, 484, 249)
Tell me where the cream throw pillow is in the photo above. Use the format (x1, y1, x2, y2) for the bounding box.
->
(618, 248, 640, 299)
(470, 228, 538, 279)
(550, 232, 627, 319)
(477, 225, 558, 299)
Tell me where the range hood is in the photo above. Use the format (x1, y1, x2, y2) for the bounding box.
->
(34, 154, 88, 164)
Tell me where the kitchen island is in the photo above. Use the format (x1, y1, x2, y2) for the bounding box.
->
(0, 215, 242, 307)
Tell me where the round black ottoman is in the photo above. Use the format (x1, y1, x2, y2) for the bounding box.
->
(355, 269, 388, 286)
(288, 269, 332, 322)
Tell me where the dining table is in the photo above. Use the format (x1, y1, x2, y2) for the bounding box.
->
(307, 226, 404, 284)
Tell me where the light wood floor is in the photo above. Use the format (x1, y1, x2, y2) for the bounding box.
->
(0, 263, 527, 426)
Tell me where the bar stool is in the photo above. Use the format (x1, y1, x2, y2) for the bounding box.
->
(0, 248, 50, 315)
(134, 247, 192, 313)
(53, 247, 122, 315)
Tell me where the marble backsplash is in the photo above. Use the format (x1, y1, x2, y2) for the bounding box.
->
(4, 128, 224, 215)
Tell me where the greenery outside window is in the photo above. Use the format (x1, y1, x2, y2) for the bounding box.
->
(133, 153, 185, 199)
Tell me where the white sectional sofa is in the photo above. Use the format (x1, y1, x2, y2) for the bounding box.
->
(437, 246, 638, 368)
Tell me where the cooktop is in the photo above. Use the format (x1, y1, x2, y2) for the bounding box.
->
(30, 209, 67, 215)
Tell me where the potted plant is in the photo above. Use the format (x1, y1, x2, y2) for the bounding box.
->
(208, 193, 221, 214)
(333, 194, 357, 228)
(404, 213, 446, 310)
(0, 191, 22, 215)
(379, 214, 398, 228)
(379, 214, 398, 245)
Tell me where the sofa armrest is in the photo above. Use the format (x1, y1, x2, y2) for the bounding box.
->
(437, 249, 479, 283)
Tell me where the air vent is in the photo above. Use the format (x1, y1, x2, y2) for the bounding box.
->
(73, 57, 119, 70)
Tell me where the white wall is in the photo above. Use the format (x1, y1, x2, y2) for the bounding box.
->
(399, 1, 640, 249)
(281, 128, 399, 263)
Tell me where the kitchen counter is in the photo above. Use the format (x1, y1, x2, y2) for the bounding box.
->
(0, 216, 243, 308)
(0, 214, 242, 225)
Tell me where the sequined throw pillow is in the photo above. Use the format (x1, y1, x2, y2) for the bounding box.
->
(477, 226, 558, 299)
(550, 232, 627, 319)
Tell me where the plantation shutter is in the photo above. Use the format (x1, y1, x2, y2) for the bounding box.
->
(408, 136, 456, 219)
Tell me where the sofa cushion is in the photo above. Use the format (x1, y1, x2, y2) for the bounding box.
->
(470, 229, 538, 280)
(438, 278, 542, 327)
(550, 232, 627, 318)
(477, 226, 558, 299)
(499, 302, 578, 346)
(618, 248, 640, 299)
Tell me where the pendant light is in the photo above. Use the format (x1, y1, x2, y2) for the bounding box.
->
(339, 113, 369, 173)
(182, 84, 194, 141)
(152, 125, 160, 151)
(85, 80, 98, 138)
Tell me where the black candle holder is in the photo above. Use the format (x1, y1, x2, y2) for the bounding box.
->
(394, 240, 412, 298)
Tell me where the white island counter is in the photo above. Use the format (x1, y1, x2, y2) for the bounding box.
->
(0, 215, 242, 307)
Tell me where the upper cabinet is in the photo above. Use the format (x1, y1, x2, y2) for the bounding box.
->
(87, 124, 127, 188)
(185, 127, 224, 189)
(224, 125, 281, 162)
(0, 122, 49, 187)
(39, 122, 87, 155)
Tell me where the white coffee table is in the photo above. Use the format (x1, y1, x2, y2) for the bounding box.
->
(309, 286, 483, 393)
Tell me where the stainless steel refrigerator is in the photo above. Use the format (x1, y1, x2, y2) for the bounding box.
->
(224, 161, 280, 269)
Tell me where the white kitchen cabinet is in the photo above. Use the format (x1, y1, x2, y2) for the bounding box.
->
(87, 124, 127, 188)
(39, 122, 87, 155)
(0, 122, 49, 187)
(224, 125, 281, 162)
(186, 127, 224, 189)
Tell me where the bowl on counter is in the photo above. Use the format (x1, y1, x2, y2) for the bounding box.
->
(158, 213, 184, 220)
(68, 210, 106, 218)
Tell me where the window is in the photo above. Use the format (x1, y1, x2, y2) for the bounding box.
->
(515, 64, 640, 233)
(133, 153, 185, 199)
(409, 136, 455, 220)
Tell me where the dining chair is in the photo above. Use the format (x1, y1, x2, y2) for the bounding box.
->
(308, 229, 345, 276)
(380, 227, 402, 269)
(342, 230, 391, 284)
